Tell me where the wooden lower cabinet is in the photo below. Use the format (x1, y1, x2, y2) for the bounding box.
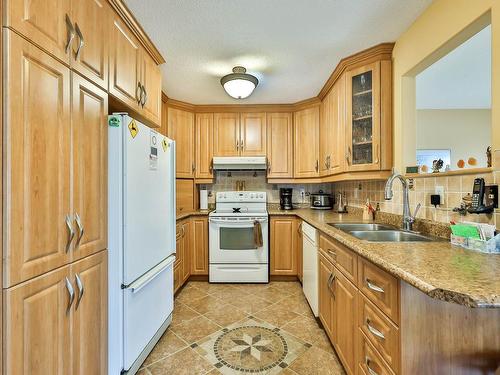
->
(180, 221, 191, 283)
(3, 251, 107, 375)
(319, 252, 335, 342)
(191, 217, 209, 275)
(334, 268, 358, 375)
(270, 217, 300, 276)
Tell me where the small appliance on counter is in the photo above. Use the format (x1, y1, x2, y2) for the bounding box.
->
(279, 188, 294, 210)
(310, 190, 333, 210)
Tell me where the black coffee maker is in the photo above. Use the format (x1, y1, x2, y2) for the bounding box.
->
(279, 188, 293, 210)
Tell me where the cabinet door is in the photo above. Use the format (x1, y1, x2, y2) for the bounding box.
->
(240, 112, 266, 156)
(181, 221, 191, 283)
(294, 107, 320, 177)
(140, 51, 162, 127)
(334, 269, 358, 375)
(4, 266, 72, 375)
(109, 16, 141, 110)
(214, 113, 240, 156)
(72, 74, 108, 262)
(296, 221, 303, 282)
(346, 62, 381, 171)
(191, 218, 209, 275)
(270, 217, 297, 275)
(195, 113, 214, 179)
(5, 0, 71, 63)
(266, 113, 293, 178)
(176, 179, 195, 214)
(319, 253, 335, 342)
(4, 31, 71, 286)
(168, 108, 195, 178)
(320, 78, 344, 176)
(71, 251, 107, 375)
(70, 0, 109, 89)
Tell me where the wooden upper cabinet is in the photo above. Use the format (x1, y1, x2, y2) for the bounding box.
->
(5, 0, 71, 63)
(195, 113, 214, 179)
(70, 0, 110, 89)
(320, 77, 344, 177)
(168, 108, 195, 178)
(4, 266, 72, 375)
(176, 179, 195, 214)
(240, 113, 266, 156)
(214, 113, 240, 156)
(270, 217, 298, 275)
(266, 112, 293, 178)
(71, 251, 108, 375)
(191, 218, 209, 275)
(345, 61, 382, 172)
(109, 16, 141, 110)
(140, 51, 162, 127)
(294, 106, 320, 178)
(72, 74, 108, 262)
(4, 31, 71, 287)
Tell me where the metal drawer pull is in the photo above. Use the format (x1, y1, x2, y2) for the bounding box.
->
(66, 215, 75, 253)
(141, 85, 148, 107)
(366, 279, 385, 293)
(65, 14, 75, 54)
(74, 23, 84, 60)
(75, 274, 84, 309)
(327, 273, 336, 298)
(65, 277, 75, 311)
(366, 319, 385, 340)
(327, 249, 337, 259)
(365, 357, 379, 375)
(75, 213, 84, 248)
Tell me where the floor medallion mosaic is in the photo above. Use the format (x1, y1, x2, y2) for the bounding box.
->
(195, 318, 309, 374)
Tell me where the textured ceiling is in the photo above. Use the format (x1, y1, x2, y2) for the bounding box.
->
(125, 0, 432, 104)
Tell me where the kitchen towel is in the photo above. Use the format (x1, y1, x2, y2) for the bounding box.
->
(253, 220, 263, 248)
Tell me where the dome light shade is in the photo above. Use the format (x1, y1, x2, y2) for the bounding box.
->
(220, 66, 258, 99)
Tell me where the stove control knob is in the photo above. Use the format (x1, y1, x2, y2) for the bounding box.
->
(250, 193, 255, 198)
(259, 194, 264, 199)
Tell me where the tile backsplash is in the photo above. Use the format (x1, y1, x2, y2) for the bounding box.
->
(332, 172, 499, 228)
(202, 171, 332, 205)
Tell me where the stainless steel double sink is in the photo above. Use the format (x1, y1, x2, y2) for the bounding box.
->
(328, 223, 434, 242)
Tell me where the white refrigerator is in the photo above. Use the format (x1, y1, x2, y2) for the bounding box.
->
(108, 114, 176, 375)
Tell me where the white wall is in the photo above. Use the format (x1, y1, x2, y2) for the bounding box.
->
(416, 109, 491, 169)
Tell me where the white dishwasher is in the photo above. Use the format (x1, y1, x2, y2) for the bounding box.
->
(302, 221, 319, 316)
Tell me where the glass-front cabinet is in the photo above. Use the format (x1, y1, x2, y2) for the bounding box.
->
(346, 62, 382, 171)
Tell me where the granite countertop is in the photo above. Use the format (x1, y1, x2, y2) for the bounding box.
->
(176, 209, 212, 221)
(269, 208, 500, 308)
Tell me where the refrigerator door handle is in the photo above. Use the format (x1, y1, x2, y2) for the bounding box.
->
(127, 255, 175, 294)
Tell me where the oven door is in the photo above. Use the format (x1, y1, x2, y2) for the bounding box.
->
(209, 217, 268, 264)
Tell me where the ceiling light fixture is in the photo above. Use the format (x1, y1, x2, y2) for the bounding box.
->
(220, 66, 258, 99)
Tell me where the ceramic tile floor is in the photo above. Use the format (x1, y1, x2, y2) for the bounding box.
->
(138, 281, 346, 375)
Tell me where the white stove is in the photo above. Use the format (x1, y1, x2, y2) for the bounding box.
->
(209, 191, 269, 283)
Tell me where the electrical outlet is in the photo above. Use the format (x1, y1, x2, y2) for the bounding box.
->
(435, 186, 445, 204)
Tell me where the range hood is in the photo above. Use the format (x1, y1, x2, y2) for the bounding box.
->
(212, 156, 267, 170)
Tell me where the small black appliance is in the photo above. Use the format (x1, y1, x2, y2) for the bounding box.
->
(279, 188, 293, 210)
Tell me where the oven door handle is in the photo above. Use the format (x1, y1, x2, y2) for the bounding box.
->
(209, 218, 268, 224)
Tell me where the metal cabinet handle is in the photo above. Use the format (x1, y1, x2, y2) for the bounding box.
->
(324, 157, 328, 169)
(297, 222, 302, 234)
(65, 14, 75, 54)
(136, 82, 143, 104)
(365, 357, 379, 375)
(327, 273, 336, 298)
(240, 140, 244, 150)
(65, 277, 75, 312)
(366, 279, 385, 293)
(75, 213, 84, 249)
(74, 23, 84, 60)
(366, 319, 385, 340)
(75, 274, 84, 309)
(327, 249, 337, 259)
(374, 142, 380, 164)
(236, 140, 239, 151)
(141, 85, 148, 107)
(192, 163, 196, 173)
(209, 159, 213, 173)
(315, 159, 319, 172)
(267, 158, 271, 173)
(65, 215, 75, 253)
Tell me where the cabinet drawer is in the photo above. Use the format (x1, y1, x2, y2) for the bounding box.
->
(358, 293, 399, 372)
(357, 331, 396, 375)
(320, 234, 357, 282)
(358, 257, 399, 324)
